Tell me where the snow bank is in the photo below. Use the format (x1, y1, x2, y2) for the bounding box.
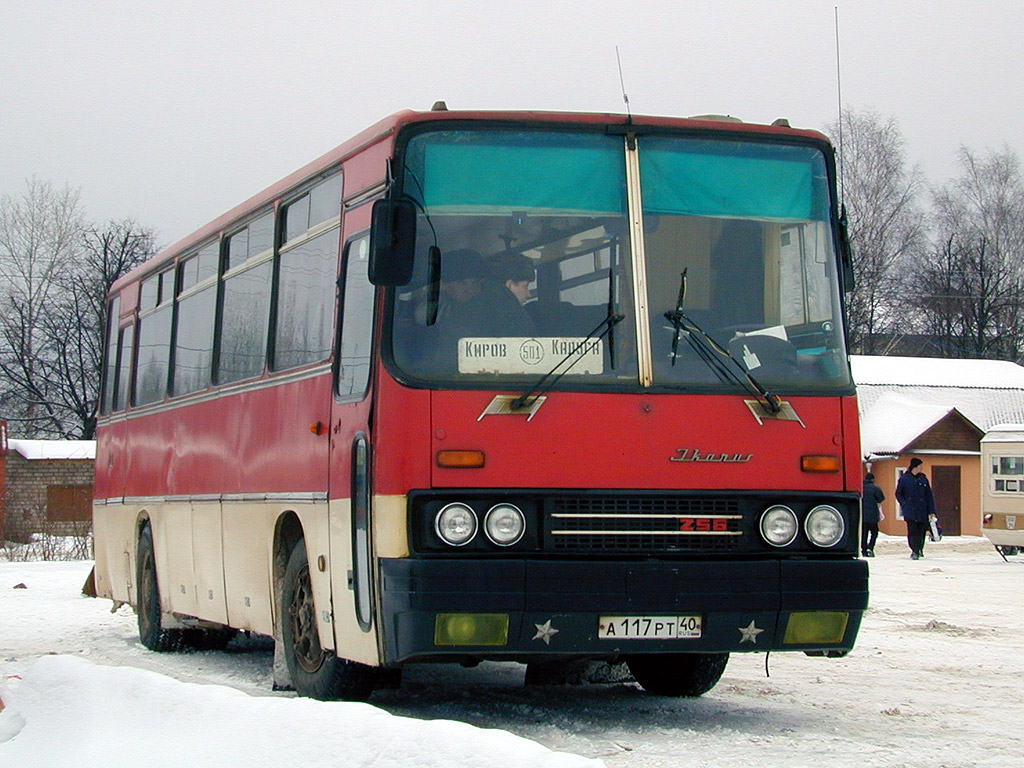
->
(0, 655, 602, 768)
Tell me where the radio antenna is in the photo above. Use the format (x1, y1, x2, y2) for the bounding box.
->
(834, 6, 845, 203)
(615, 46, 632, 123)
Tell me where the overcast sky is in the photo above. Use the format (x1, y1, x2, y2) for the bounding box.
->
(3, 1, 1022, 248)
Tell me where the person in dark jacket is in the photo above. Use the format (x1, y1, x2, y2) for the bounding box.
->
(861, 472, 885, 557)
(895, 458, 937, 560)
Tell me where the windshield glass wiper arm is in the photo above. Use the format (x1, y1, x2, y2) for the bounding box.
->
(663, 272, 781, 415)
(511, 312, 625, 410)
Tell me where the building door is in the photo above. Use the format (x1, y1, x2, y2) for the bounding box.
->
(931, 465, 962, 536)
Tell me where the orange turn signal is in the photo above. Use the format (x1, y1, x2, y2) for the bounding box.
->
(801, 455, 842, 473)
(436, 450, 486, 469)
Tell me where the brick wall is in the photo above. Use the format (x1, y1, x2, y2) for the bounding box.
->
(2, 453, 95, 540)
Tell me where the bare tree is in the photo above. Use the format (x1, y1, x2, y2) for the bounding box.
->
(0, 179, 155, 438)
(63, 220, 155, 437)
(826, 109, 924, 354)
(0, 179, 86, 435)
(916, 146, 1024, 360)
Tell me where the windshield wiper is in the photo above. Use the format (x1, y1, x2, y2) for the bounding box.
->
(511, 312, 625, 410)
(663, 271, 781, 415)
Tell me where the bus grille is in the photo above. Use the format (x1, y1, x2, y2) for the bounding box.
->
(547, 496, 744, 553)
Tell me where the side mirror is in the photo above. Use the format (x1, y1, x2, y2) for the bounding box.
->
(368, 198, 417, 286)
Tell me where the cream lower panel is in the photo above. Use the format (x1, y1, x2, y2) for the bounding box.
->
(152, 503, 198, 619)
(326, 494, 409, 667)
(221, 500, 333, 646)
(328, 498, 378, 665)
(191, 501, 227, 625)
(92, 503, 143, 605)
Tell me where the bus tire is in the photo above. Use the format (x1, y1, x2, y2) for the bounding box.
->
(136, 524, 187, 652)
(626, 652, 729, 697)
(282, 540, 375, 701)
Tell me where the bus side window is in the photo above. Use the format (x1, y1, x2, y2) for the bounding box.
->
(337, 235, 374, 399)
(218, 211, 274, 384)
(274, 173, 342, 371)
(134, 268, 174, 406)
(101, 295, 120, 413)
(114, 324, 134, 411)
(172, 242, 218, 397)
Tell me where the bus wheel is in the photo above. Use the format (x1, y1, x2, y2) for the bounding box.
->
(626, 653, 729, 697)
(282, 540, 375, 701)
(136, 524, 187, 652)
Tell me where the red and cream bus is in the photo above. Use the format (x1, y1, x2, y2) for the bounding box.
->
(92, 106, 867, 700)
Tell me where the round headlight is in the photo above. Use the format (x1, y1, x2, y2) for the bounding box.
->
(484, 503, 526, 546)
(435, 503, 478, 546)
(760, 505, 798, 547)
(805, 505, 844, 548)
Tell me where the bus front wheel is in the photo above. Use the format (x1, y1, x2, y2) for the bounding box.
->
(281, 540, 375, 701)
(136, 523, 187, 652)
(627, 652, 729, 697)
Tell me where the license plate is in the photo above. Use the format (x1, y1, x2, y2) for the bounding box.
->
(598, 615, 702, 639)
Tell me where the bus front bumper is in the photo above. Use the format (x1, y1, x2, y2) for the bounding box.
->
(377, 558, 868, 663)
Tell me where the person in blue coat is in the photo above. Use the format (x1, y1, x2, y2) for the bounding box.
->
(895, 458, 937, 560)
(861, 472, 885, 557)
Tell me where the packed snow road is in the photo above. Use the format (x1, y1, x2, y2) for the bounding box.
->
(2, 536, 1023, 767)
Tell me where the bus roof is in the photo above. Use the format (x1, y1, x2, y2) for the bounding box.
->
(111, 107, 833, 295)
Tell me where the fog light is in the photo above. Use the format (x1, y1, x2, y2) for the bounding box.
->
(783, 611, 849, 644)
(434, 613, 509, 646)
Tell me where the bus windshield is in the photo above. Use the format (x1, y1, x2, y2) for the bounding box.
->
(389, 127, 850, 392)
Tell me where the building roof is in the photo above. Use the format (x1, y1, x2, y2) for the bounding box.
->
(6, 439, 96, 460)
(858, 393, 968, 456)
(851, 355, 1024, 389)
(981, 424, 1024, 443)
(852, 355, 1024, 437)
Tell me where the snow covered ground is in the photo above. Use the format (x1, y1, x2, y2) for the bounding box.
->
(2, 535, 1023, 767)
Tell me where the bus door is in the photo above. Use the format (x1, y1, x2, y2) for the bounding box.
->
(328, 227, 379, 663)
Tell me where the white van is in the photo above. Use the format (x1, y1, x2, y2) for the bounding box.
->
(981, 424, 1024, 558)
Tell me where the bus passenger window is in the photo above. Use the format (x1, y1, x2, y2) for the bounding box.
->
(101, 296, 120, 414)
(135, 268, 174, 406)
(172, 247, 217, 396)
(218, 212, 275, 384)
(274, 230, 337, 369)
(114, 324, 133, 411)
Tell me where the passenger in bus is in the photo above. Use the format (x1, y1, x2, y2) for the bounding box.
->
(445, 252, 537, 340)
(427, 249, 489, 323)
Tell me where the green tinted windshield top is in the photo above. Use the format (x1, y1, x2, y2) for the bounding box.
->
(390, 127, 848, 392)
(640, 138, 828, 220)
(409, 131, 626, 214)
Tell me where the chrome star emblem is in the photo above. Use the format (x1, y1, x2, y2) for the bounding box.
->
(532, 619, 559, 645)
(738, 620, 765, 644)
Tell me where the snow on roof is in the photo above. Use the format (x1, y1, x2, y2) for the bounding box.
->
(859, 392, 968, 455)
(7, 439, 96, 460)
(851, 355, 1024, 389)
(852, 355, 1024, 433)
(981, 424, 1024, 443)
